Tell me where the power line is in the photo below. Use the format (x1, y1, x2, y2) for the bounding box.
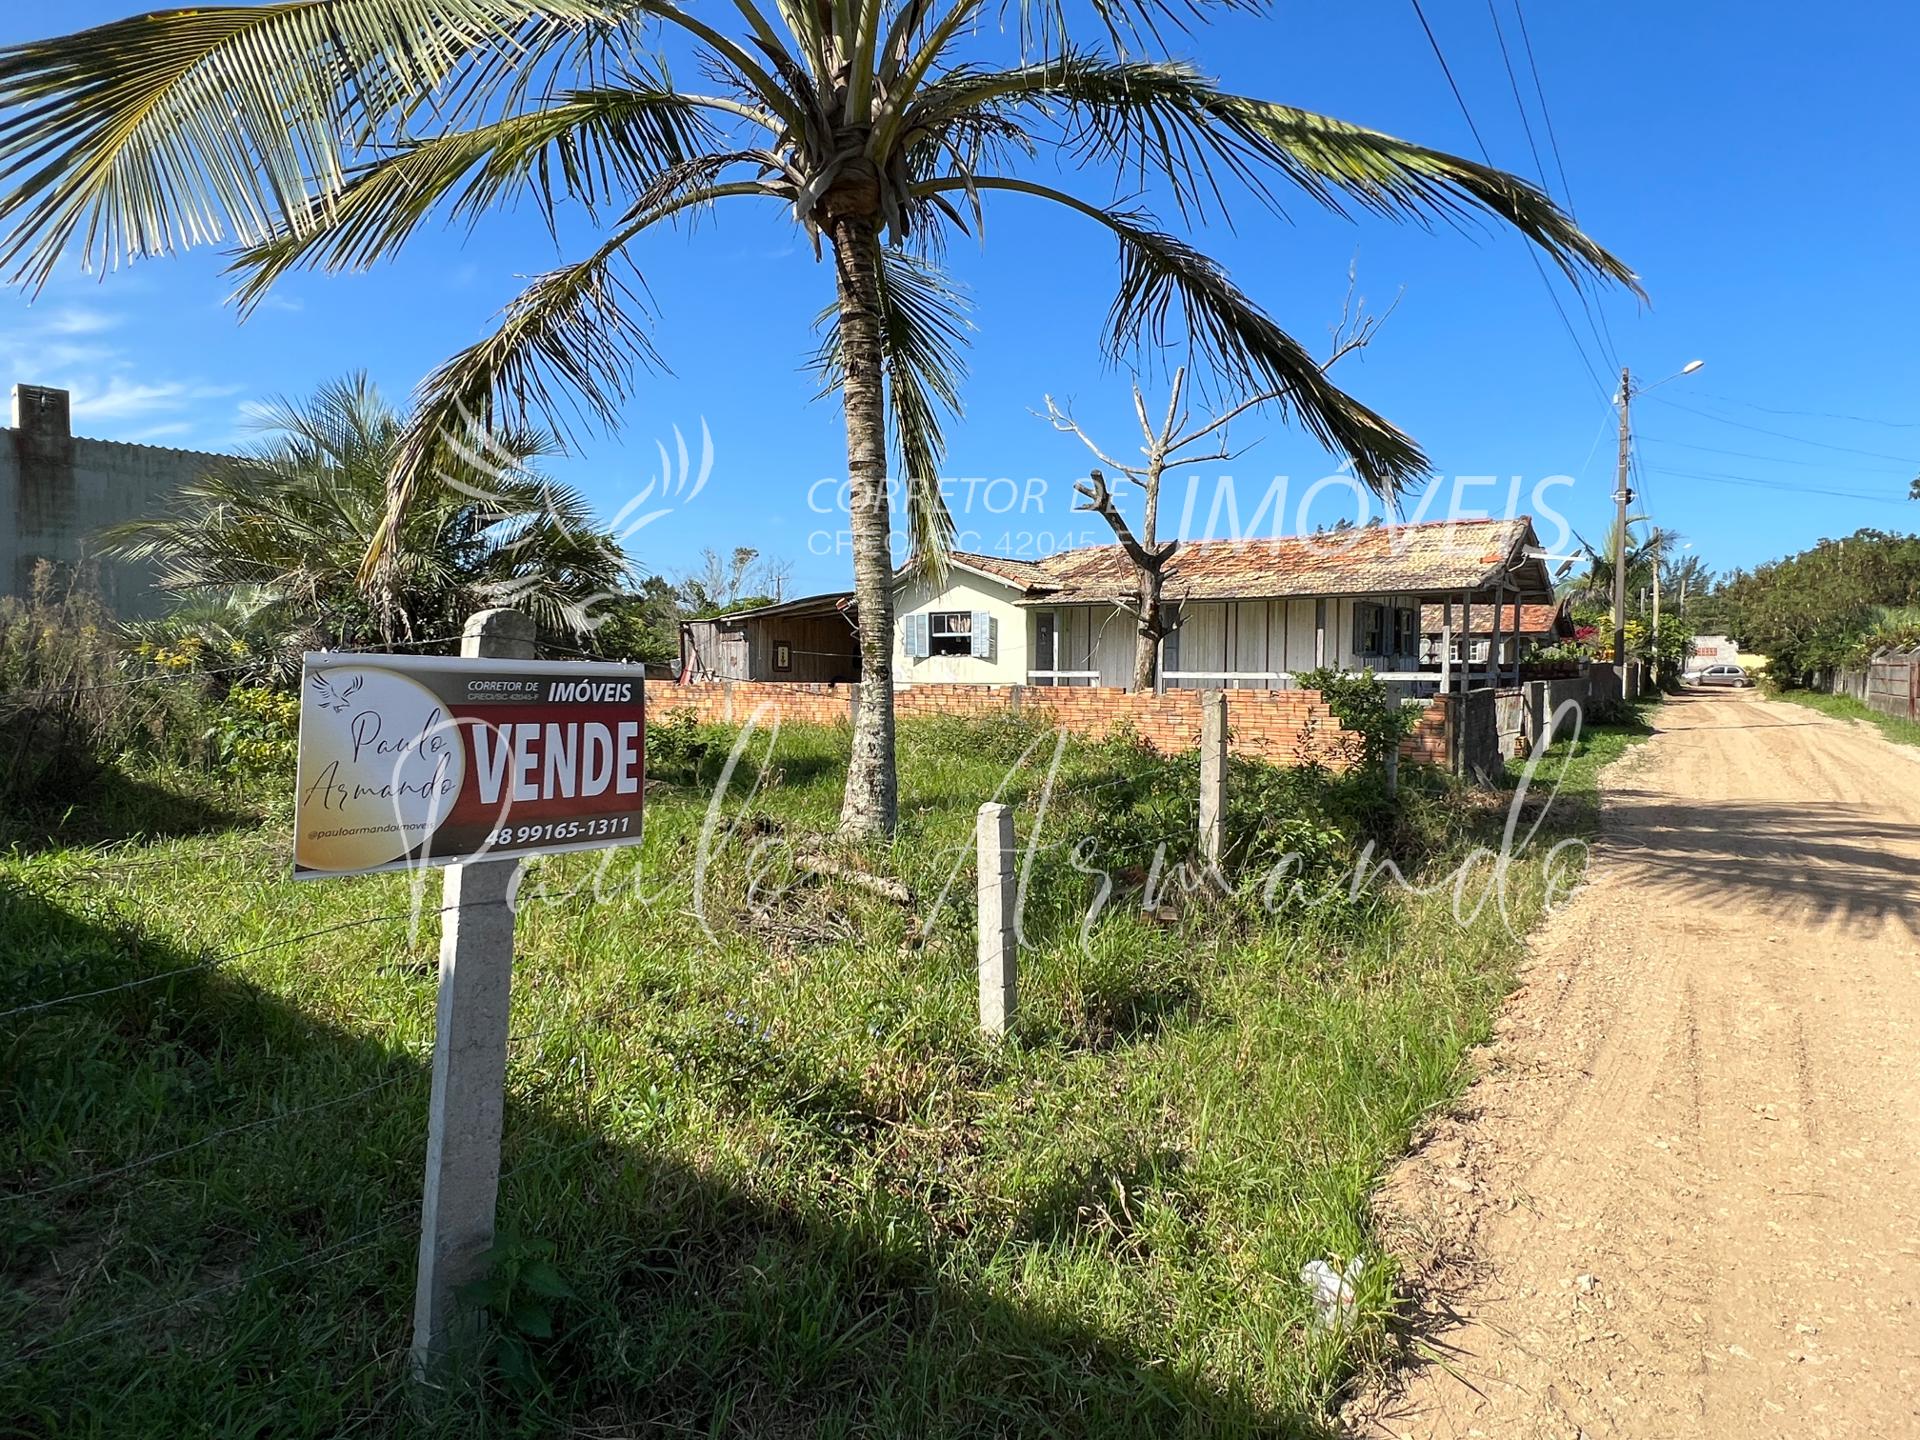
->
(1644, 395, 1920, 465)
(1638, 432, 1918, 475)
(1512, 0, 1580, 213)
(1687, 389, 1920, 431)
(1640, 464, 1913, 506)
(1407, 0, 1613, 402)
(1484, 0, 1622, 376)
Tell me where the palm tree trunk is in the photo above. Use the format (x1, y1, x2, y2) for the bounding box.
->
(829, 213, 898, 840)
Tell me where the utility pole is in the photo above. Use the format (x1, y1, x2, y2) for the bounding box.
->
(1611, 366, 1634, 667)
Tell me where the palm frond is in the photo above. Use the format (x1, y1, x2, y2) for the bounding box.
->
(813, 247, 967, 565)
(1208, 96, 1643, 292)
(0, 0, 625, 289)
(108, 370, 626, 642)
(229, 83, 729, 308)
(919, 174, 1426, 493)
(372, 232, 659, 575)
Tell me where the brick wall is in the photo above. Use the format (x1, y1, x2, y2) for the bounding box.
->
(643, 679, 1365, 768)
(643, 679, 851, 728)
(1400, 696, 1450, 767)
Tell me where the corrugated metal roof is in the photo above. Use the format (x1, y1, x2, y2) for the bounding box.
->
(1420, 600, 1572, 636)
(996, 518, 1542, 605)
(698, 590, 853, 622)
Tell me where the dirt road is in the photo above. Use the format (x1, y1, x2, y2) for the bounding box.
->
(1359, 689, 1920, 1439)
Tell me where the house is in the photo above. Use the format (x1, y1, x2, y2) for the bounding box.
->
(680, 590, 860, 682)
(892, 516, 1558, 692)
(1419, 598, 1575, 669)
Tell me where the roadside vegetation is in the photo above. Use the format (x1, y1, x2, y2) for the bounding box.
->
(1769, 686, 1920, 750)
(1, 600, 1657, 1435)
(1696, 529, 1920, 685)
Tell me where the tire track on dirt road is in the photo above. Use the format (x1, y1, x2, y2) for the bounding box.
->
(1355, 689, 1920, 1439)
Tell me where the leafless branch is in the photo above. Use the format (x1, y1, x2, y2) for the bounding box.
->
(1073, 468, 1174, 570)
(1036, 393, 1135, 477)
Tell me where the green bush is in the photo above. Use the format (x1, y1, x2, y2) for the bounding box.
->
(1293, 667, 1419, 767)
(0, 566, 217, 819)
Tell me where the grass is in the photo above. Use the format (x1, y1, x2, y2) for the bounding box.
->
(1, 702, 1655, 1438)
(1770, 685, 1920, 749)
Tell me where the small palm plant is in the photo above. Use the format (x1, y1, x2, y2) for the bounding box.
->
(0, 1, 1639, 836)
(103, 373, 630, 660)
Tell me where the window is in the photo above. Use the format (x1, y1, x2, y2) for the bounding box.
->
(1033, 613, 1056, 684)
(930, 611, 973, 656)
(1353, 602, 1387, 657)
(773, 640, 792, 672)
(1393, 607, 1417, 657)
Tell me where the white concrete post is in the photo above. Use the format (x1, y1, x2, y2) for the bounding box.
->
(976, 802, 1016, 1036)
(411, 608, 534, 1378)
(1199, 690, 1228, 867)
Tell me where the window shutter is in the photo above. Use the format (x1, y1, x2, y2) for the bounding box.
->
(1351, 604, 1368, 657)
(970, 610, 993, 659)
(907, 613, 929, 659)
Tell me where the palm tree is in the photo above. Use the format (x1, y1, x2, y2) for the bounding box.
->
(0, 1, 1638, 838)
(104, 373, 630, 662)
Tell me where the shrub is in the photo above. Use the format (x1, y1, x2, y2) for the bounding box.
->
(1293, 667, 1419, 767)
(0, 565, 216, 817)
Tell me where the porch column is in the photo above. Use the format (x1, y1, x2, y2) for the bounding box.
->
(1490, 585, 1504, 690)
(1440, 597, 1453, 698)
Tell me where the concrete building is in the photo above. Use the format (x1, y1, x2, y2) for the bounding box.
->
(1, 383, 229, 614)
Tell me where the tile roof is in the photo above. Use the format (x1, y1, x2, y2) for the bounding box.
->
(969, 518, 1542, 605)
(1420, 600, 1572, 637)
(942, 551, 1054, 588)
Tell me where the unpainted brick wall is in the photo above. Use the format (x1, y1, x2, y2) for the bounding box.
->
(643, 680, 1366, 768)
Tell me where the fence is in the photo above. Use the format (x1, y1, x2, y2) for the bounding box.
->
(1832, 646, 1920, 721)
(4, 615, 1626, 1386)
(645, 678, 1366, 769)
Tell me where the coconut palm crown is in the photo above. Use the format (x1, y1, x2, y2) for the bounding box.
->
(0, 0, 1640, 837)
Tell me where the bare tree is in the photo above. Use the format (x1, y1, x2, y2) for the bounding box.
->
(1041, 268, 1399, 691)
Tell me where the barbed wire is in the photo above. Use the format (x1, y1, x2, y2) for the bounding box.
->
(14, 1105, 606, 1361)
(1, 1070, 421, 1203)
(15, 1202, 418, 1359)
(4, 632, 470, 705)
(0, 901, 477, 1023)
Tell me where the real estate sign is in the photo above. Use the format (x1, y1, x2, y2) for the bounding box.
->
(293, 652, 646, 878)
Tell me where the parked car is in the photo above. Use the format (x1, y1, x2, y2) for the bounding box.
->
(1692, 663, 1754, 688)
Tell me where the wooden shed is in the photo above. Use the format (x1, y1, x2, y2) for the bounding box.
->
(680, 591, 860, 683)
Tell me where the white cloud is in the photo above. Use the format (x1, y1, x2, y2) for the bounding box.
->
(68, 377, 243, 423)
(125, 420, 194, 443)
(44, 306, 121, 336)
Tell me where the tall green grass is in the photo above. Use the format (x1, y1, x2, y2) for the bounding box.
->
(1, 707, 1650, 1437)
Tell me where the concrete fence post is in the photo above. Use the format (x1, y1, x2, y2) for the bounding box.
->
(1199, 690, 1227, 866)
(976, 802, 1016, 1036)
(410, 607, 534, 1379)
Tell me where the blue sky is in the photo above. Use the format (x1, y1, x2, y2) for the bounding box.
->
(2, 2, 1915, 597)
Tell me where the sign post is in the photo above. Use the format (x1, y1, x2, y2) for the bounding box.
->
(288, 608, 649, 1379)
(411, 608, 531, 1376)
